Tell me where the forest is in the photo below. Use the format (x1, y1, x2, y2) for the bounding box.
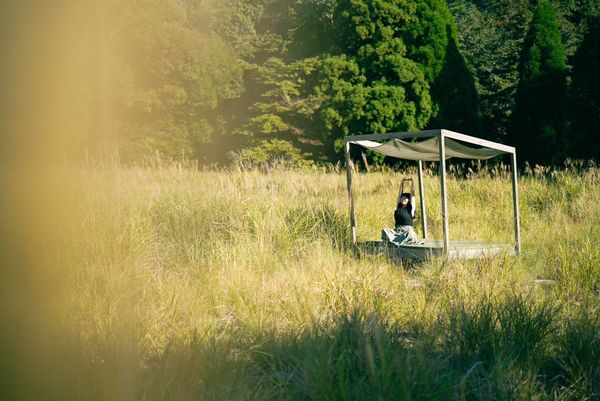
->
(42, 0, 600, 167)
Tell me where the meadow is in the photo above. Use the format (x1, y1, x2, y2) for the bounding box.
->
(2, 161, 600, 400)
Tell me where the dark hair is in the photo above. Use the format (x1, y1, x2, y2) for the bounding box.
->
(397, 201, 413, 210)
(398, 192, 412, 209)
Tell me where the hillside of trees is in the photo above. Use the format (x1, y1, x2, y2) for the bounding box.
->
(6, 0, 599, 167)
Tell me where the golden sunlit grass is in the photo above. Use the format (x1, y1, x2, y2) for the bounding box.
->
(2, 163, 600, 400)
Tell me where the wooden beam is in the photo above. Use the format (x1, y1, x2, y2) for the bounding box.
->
(511, 152, 522, 254)
(345, 142, 357, 244)
(417, 160, 428, 239)
(442, 129, 515, 154)
(360, 150, 370, 172)
(344, 130, 440, 143)
(345, 129, 515, 156)
(439, 133, 450, 253)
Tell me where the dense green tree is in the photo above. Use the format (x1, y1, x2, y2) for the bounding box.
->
(209, 0, 326, 165)
(509, 0, 567, 165)
(67, 0, 599, 166)
(215, 0, 266, 61)
(117, 0, 244, 162)
(317, 0, 433, 152)
(549, 0, 600, 57)
(569, 17, 600, 160)
(232, 57, 324, 164)
(312, 0, 480, 149)
(425, 24, 481, 135)
(236, 0, 434, 162)
(237, 0, 483, 162)
(448, 0, 532, 141)
(449, 0, 599, 145)
(78, 0, 245, 163)
(399, 0, 480, 135)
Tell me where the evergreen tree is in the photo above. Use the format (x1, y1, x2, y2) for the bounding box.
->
(569, 17, 600, 160)
(236, 0, 435, 162)
(402, 0, 480, 135)
(316, 0, 433, 153)
(448, 0, 532, 142)
(426, 24, 481, 135)
(509, 0, 567, 165)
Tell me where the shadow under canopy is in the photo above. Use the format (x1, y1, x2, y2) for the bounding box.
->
(344, 129, 521, 262)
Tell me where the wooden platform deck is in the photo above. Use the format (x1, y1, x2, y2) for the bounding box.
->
(358, 239, 515, 263)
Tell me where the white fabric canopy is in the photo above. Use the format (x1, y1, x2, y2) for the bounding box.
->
(350, 137, 505, 161)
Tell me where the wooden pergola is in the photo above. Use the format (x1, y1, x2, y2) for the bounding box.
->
(344, 129, 521, 260)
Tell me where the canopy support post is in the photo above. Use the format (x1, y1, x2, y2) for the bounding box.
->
(345, 142, 357, 244)
(511, 152, 521, 254)
(438, 133, 450, 253)
(417, 160, 427, 239)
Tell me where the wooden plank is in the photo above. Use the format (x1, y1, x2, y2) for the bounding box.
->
(439, 133, 450, 253)
(442, 129, 515, 154)
(448, 246, 514, 261)
(345, 142, 357, 244)
(391, 245, 440, 261)
(362, 240, 513, 251)
(417, 160, 428, 239)
(400, 240, 513, 249)
(358, 240, 514, 263)
(511, 152, 522, 254)
(391, 243, 512, 262)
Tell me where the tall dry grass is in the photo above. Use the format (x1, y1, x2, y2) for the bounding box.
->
(2, 163, 600, 400)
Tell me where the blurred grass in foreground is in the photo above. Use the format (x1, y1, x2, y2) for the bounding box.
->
(1, 162, 600, 400)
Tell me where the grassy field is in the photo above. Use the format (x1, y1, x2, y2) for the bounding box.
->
(2, 162, 600, 400)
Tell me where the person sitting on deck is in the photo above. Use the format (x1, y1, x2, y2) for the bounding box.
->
(381, 179, 421, 246)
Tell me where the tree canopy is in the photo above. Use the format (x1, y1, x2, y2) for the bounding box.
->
(509, 0, 567, 165)
(569, 17, 600, 160)
(37, 0, 600, 166)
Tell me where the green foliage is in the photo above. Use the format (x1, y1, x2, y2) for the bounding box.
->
(317, 0, 438, 152)
(509, 0, 568, 165)
(232, 139, 313, 168)
(402, 0, 451, 83)
(43, 0, 600, 166)
(315, 0, 479, 150)
(395, 0, 481, 135)
(521, 2, 567, 78)
(427, 24, 481, 135)
(449, 0, 600, 145)
(216, 0, 267, 60)
(449, 0, 534, 141)
(569, 17, 600, 160)
(315, 53, 432, 149)
(234, 56, 325, 159)
(78, 0, 245, 163)
(238, 0, 437, 161)
(117, 0, 244, 162)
